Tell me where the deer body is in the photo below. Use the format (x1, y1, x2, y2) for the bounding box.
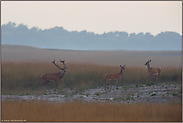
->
(145, 60, 161, 81)
(41, 59, 67, 90)
(41, 70, 66, 86)
(105, 65, 126, 89)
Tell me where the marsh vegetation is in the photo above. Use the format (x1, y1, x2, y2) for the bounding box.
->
(1, 62, 181, 95)
(2, 100, 182, 122)
(1, 45, 182, 122)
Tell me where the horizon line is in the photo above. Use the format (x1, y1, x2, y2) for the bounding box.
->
(2, 44, 182, 52)
(1, 21, 182, 36)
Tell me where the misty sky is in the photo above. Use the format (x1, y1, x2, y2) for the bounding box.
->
(1, 1, 182, 35)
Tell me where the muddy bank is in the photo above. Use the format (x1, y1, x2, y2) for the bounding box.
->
(2, 83, 182, 104)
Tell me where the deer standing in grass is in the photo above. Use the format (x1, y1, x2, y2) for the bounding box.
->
(144, 60, 161, 81)
(105, 65, 126, 90)
(41, 59, 68, 90)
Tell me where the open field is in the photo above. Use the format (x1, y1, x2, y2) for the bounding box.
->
(1, 45, 182, 100)
(1, 45, 182, 122)
(2, 44, 182, 67)
(1, 61, 182, 104)
(1, 62, 182, 95)
(1, 100, 182, 122)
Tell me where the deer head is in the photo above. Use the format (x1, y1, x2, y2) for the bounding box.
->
(144, 60, 151, 65)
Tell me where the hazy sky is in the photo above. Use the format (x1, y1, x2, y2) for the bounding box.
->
(1, 1, 182, 35)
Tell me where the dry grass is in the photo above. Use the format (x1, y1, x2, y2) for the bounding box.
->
(2, 45, 182, 67)
(1, 100, 182, 122)
(1, 61, 182, 95)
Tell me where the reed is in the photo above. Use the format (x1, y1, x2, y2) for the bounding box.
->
(1, 61, 182, 94)
(1, 100, 182, 122)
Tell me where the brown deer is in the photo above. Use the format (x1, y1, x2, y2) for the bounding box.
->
(105, 65, 126, 90)
(144, 60, 161, 81)
(41, 59, 68, 90)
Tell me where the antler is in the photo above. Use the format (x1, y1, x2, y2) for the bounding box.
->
(59, 59, 68, 70)
(52, 60, 64, 70)
(120, 65, 126, 67)
(52, 59, 68, 70)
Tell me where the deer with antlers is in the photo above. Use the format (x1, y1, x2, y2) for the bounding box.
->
(144, 60, 161, 81)
(105, 65, 126, 90)
(41, 59, 68, 90)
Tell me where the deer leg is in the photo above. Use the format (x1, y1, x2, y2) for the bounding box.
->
(105, 79, 108, 90)
(46, 83, 50, 92)
(55, 81, 58, 91)
(109, 81, 112, 89)
(46, 84, 49, 91)
(42, 80, 49, 91)
(41, 80, 44, 90)
(149, 75, 152, 82)
(116, 80, 118, 88)
(105, 80, 106, 90)
(41, 79, 46, 86)
(160, 75, 162, 82)
(158, 74, 162, 91)
(159, 74, 162, 83)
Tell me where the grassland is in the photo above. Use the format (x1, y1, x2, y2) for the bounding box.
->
(2, 45, 182, 67)
(1, 45, 182, 122)
(1, 61, 182, 95)
(1, 45, 182, 94)
(1, 100, 182, 122)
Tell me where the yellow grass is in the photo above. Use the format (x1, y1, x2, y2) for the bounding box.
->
(1, 61, 182, 95)
(1, 100, 182, 122)
(2, 45, 182, 67)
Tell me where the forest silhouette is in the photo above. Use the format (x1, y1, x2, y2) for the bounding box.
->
(1, 22, 182, 51)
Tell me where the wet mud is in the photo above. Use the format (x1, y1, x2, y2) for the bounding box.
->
(2, 83, 182, 104)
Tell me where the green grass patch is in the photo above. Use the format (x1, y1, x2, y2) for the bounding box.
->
(151, 93, 157, 96)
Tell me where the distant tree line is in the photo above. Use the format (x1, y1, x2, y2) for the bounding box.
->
(1, 22, 182, 50)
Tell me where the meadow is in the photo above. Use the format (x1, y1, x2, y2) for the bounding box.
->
(1, 100, 182, 122)
(2, 45, 181, 95)
(2, 45, 182, 67)
(1, 45, 182, 122)
(1, 61, 182, 95)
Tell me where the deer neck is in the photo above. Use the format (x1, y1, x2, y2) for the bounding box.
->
(58, 70, 65, 78)
(146, 63, 151, 75)
(119, 69, 123, 77)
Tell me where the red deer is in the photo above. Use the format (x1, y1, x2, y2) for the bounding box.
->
(144, 60, 161, 81)
(41, 59, 68, 90)
(105, 65, 126, 90)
